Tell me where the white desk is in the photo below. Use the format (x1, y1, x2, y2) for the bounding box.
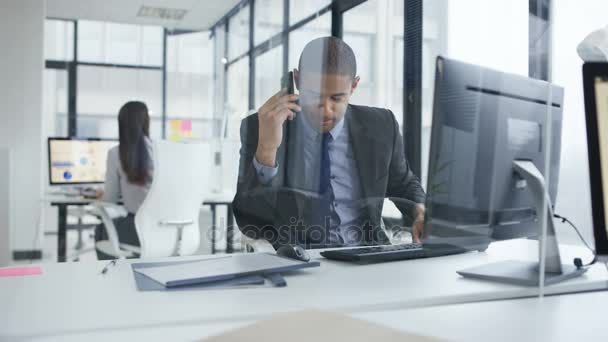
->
(24, 290, 608, 342)
(354, 290, 608, 342)
(1, 239, 606, 341)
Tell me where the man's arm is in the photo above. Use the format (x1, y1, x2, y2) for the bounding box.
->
(232, 90, 301, 244)
(385, 111, 426, 241)
(232, 116, 279, 241)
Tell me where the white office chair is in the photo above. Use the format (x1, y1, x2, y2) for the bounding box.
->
(67, 205, 101, 261)
(92, 202, 135, 258)
(93, 140, 212, 259)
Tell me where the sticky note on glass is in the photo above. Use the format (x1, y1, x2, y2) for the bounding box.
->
(170, 120, 181, 131)
(181, 120, 192, 132)
(0, 266, 43, 277)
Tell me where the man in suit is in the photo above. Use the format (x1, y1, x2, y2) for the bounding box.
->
(232, 37, 426, 249)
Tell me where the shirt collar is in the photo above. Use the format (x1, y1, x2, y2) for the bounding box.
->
(299, 108, 348, 141)
(328, 113, 346, 140)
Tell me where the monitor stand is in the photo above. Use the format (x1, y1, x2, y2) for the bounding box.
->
(457, 160, 587, 286)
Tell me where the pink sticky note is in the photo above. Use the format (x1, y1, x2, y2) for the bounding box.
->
(0, 266, 43, 277)
(181, 120, 192, 132)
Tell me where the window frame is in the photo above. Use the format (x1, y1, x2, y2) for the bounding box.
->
(46, 1, 549, 178)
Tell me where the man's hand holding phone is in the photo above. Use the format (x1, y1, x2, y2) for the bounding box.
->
(255, 89, 301, 167)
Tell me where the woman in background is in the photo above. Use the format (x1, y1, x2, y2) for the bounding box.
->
(95, 101, 154, 260)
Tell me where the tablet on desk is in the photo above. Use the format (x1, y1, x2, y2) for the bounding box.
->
(133, 254, 320, 288)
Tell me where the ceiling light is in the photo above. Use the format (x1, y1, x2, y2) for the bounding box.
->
(137, 6, 188, 20)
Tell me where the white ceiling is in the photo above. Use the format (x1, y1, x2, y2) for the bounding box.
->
(46, 0, 242, 30)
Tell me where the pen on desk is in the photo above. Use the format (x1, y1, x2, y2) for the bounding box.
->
(100, 260, 117, 275)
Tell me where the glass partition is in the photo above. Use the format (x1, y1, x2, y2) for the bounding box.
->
(231, 0, 577, 293)
(78, 20, 162, 66)
(420, 0, 529, 185)
(289, 0, 332, 25)
(288, 12, 331, 71)
(36, 2, 598, 296)
(166, 31, 216, 140)
(76, 65, 163, 138)
(44, 69, 68, 137)
(236, 33, 427, 249)
(228, 5, 250, 60)
(255, 46, 283, 108)
(254, 0, 283, 45)
(44, 19, 74, 61)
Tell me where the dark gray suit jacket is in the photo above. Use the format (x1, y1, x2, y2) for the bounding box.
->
(232, 104, 426, 248)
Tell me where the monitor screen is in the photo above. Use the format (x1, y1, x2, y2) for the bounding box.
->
(594, 76, 608, 237)
(48, 138, 118, 185)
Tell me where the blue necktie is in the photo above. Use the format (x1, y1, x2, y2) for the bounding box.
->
(319, 133, 331, 194)
(316, 133, 333, 245)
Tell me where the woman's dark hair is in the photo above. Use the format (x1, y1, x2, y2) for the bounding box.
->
(118, 101, 150, 185)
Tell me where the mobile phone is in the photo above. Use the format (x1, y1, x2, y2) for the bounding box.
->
(281, 71, 295, 95)
(281, 71, 298, 116)
(280, 71, 295, 186)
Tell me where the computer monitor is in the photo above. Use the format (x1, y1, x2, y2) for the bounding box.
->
(426, 56, 563, 242)
(583, 62, 608, 257)
(427, 57, 585, 285)
(48, 137, 118, 185)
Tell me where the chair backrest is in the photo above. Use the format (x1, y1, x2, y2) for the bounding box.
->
(135, 140, 211, 258)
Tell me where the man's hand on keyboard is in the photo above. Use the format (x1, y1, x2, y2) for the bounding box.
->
(412, 204, 426, 243)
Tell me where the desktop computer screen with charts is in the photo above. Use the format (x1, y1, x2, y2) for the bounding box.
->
(48, 138, 117, 185)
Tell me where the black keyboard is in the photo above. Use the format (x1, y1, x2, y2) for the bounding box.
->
(320, 243, 469, 263)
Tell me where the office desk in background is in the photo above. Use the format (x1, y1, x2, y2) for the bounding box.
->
(45, 196, 95, 263)
(44, 191, 236, 262)
(203, 190, 237, 254)
(1, 239, 606, 341)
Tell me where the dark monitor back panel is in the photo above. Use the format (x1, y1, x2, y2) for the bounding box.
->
(426, 56, 564, 240)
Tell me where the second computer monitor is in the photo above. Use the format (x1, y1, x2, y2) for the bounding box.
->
(48, 137, 118, 185)
(426, 56, 564, 241)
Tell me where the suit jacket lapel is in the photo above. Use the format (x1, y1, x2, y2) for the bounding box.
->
(347, 105, 382, 198)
